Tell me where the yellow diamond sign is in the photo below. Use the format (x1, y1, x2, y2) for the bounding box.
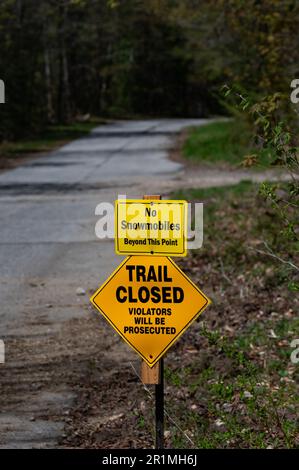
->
(90, 256, 211, 367)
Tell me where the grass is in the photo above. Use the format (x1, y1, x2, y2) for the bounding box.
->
(162, 181, 299, 449)
(166, 316, 298, 448)
(183, 120, 273, 167)
(0, 118, 106, 168)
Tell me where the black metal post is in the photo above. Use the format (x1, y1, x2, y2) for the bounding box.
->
(155, 358, 164, 449)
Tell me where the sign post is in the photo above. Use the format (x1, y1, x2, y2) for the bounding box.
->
(155, 354, 164, 449)
(143, 195, 164, 450)
(141, 195, 162, 387)
(90, 194, 211, 449)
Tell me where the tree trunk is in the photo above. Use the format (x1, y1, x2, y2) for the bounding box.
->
(58, 2, 71, 123)
(44, 45, 54, 123)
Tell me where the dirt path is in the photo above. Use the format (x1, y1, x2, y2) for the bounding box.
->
(142, 166, 291, 194)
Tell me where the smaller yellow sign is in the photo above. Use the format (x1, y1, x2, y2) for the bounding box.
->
(115, 199, 187, 257)
(90, 256, 211, 366)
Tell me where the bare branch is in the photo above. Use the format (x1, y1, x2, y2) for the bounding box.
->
(248, 241, 299, 272)
(218, 257, 233, 284)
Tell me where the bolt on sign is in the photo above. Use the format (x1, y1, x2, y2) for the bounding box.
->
(115, 199, 188, 257)
(90, 256, 210, 367)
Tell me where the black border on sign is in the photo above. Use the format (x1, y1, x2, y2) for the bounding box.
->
(90, 256, 210, 367)
(116, 201, 186, 255)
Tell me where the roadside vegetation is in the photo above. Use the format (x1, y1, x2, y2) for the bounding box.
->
(162, 181, 298, 448)
(157, 87, 299, 447)
(133, 99, 298, 448)
(0, 119, 104, 170)
(183, 120, 274, 168)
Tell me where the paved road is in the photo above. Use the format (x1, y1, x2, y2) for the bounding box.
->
(0, 119, 208, 448)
